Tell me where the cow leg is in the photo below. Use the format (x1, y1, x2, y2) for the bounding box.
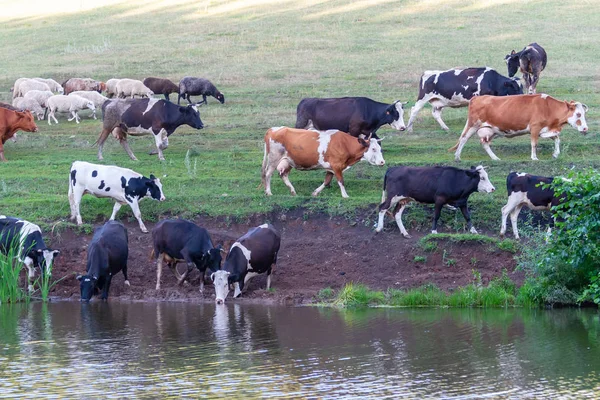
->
(312, 171, 334, 197)
(118, 134, 138, 161)
(276, 160, 296, 195)
(453, 122, 479, 161)
(25, 258, 35, 293)
(530, 127, 541, 161)
(96, 128, 112, 161)
(394, 203, 411, 238)
(551, 136, 560, 159)
(476, 127, 500, 161)
(101, 274, 113, 300)
(110, 202, 122, 221)
(406, 99, 427, 132)
(333, 170, 349, 198)
(431, 200, 445, 234)
(459, 205, 477, 234)
(431, 104, 449, 131)
(500, 198, 518, 238)
(264, 162, 277, 196)
(153, 131, 166, 161)
(510, 205, 523, 240)
(70, 185, 85, 225)
(376, 194, 402, 233)
(128, 200, 148, 233)
(155, 253, 165, 290)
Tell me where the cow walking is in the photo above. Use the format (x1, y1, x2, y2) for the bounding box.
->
(261, 127, 385, 198)
(375, 166, 495, 237)
(450, 94, 589, 161)
(505, 43, 547, 94)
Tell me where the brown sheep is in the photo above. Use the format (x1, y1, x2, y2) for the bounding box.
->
(143, 77, 179, 102)
(62, 78, 104, 95)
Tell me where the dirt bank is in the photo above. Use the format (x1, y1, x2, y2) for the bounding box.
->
(46, 211, 523, 304)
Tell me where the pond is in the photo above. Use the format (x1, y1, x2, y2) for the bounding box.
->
(1, 302, 599, 398)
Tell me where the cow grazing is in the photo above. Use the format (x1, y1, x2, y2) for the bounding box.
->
(68, 161, 165, 233)
(406, 67, 522, 132)
(505, 43, 547, 95)
(0, 103, 39, 161)
(500, 172, 564, 240)
(0, 216, 60, 292)
(178, 77, 225, 105)
(450, 94, 589, 161)
(96, 98, 204, 161)
(212, 224, 280, 303)
(295, 97, 406, 139)
(152, 219, 223, 292)
(261, 127, 385, 198)
(143, 77, 179, 102)
(375, 166, 495, 237)
(77, 221, 129, 301)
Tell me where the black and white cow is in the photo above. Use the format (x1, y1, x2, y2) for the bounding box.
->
(295, 97, 406, 139)
(152, 219, 223, 292)
(406, 67, 523, 131)
(505, 43, 547, 95)
(375, 166, 495, 237)
(96, 98, 204, 161)
(500, 172, 564, 239)
(0, 215, 59, 292)
(77, 221, 129, 301)
(212, 224, 280, 304)
(68, 161, 165, 233)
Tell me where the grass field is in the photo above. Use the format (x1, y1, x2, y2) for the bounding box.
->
(1, 0, 599, 234)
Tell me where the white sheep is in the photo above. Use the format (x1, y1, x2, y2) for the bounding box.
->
(69, 91, 109, 119)
(31, 78, 64, 94)
(105, 78, 122, 98)
(16, 79, 51, 98)
(12, 78, 29, 99)
(115, 79, 154, 99)
(23, 90, 54, 108)
(12, 97, 45, 120)
(47, 95, 96, 125)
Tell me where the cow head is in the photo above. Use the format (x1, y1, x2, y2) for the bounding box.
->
(77, 274, 97, 302)
(359, 136, 385, 166)
(203, 245, 224, 274)
(16, 110, 39, 133)
(216, 92, 225, 104)
(146, 174, 166, 201)
(387, 101, 407, 131)
(212, 270, 230, 304)
(501, 77, 523, 96)
(182, 104, 204, 130)
(567, 101, 589, 134)
(28, 248, 60, 275)
(504, 50, 520, 77)
(470, 165, 495, 193)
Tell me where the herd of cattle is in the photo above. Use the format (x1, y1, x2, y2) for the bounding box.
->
(0, 42, 593, 302)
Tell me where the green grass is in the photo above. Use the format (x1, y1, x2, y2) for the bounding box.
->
(0, 238, 29, 304)
(0, 1, 599, 233)
(419, 233, 520, 253)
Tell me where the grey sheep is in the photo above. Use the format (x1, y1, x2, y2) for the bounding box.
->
(178, 77, 225, 105)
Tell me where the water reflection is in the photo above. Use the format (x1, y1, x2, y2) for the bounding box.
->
(0, 303, 599, 398)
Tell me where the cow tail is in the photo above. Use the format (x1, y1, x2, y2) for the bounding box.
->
(380, 168, 389, 204)
(258, 134, 270, 189)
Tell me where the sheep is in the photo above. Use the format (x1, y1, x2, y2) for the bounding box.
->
(62, 78, 104, 94)
(115, 79, 154, 99)
(47, 94, 96, 125)
(15, 79, 51, 98)
(12, 97, 45, 120)
(69, 91, 109, 119)
(178, 77, 225, 105)
(31, 78, 64, 94)
(105, 79, 122, 98)
(12, 78, 29, 99)
(143, 77, 179, 102)
(23, 90, 54, 108)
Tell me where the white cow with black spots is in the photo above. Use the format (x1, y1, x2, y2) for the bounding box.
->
(68, 161, 165, 233)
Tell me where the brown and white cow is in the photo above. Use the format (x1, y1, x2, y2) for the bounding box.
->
(0, 103, 39, 161)
(450, 94, 588, 161)
(261, 127, 385, 198)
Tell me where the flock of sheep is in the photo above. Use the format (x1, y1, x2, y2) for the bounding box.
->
(9, 76, 224, 125)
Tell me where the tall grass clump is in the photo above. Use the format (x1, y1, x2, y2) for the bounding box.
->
(36, 261, 65, 302)
(332, 283, 385, 307)
(0, 238, 28, 304)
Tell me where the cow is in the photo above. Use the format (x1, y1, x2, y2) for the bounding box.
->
(500, 172, 564, 240)
(261, 127, 385, 198)
(96, 98, 203, 161)
(375, 165, 495, 237)
(505, 43, 547, 95)
(0, 215, 60, 292)
(212, 224, 280, 304)
(152, 219, 223, 292)
(406, 67, 522, 132)
(68, 161, 165, 233)
(450, 94, 589, 161)
(295, 97, 406, 139)
(0, 103, 39, 161)
(77, 221, 129, 302)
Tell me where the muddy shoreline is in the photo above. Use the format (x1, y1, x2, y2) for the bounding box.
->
(45, 211, 523, 304)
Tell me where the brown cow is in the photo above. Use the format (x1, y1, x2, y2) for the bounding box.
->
(261, 127, 385, 198)
(0, 103, 39, 161)
(450, 94, 588, 161)
(62, 78, 104, 95)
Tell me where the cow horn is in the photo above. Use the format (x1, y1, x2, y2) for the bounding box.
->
(582, 103, 589, 112)
(366, 133, 372, 140)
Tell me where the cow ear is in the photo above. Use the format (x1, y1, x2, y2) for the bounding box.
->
(511, 50, 516, 55)
(357, 138, 368, 147)
(149, 174, 156, 180)
(37, 249, 43, 253)
(76, 275, 83, 281)
(211, 273, 216, 282)
(53, 250, 60, 257)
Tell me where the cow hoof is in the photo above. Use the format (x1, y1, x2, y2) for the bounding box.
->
(141, 228, 149, 234)
(402, 234, 412, 239)
(155, 285, 161, 291)
(124, 280, 130, 287)
(470, 228, 478, 234)
(431, 230, 438, 235)
(375, 227, 382, 233)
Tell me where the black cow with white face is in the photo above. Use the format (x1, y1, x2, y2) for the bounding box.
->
(406, 67, 523, 131)
(152, 219, 223, 292)
(500, 172, 564, 239)
(96, 98, 204, 161)
(212, 224, 280, 304)
(0, 216, 59, 292)
(295, 97, 406, 139)
(375, 166, 496, 237)
(505, 43, 547, 95)
(77, 221, 129, 302)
